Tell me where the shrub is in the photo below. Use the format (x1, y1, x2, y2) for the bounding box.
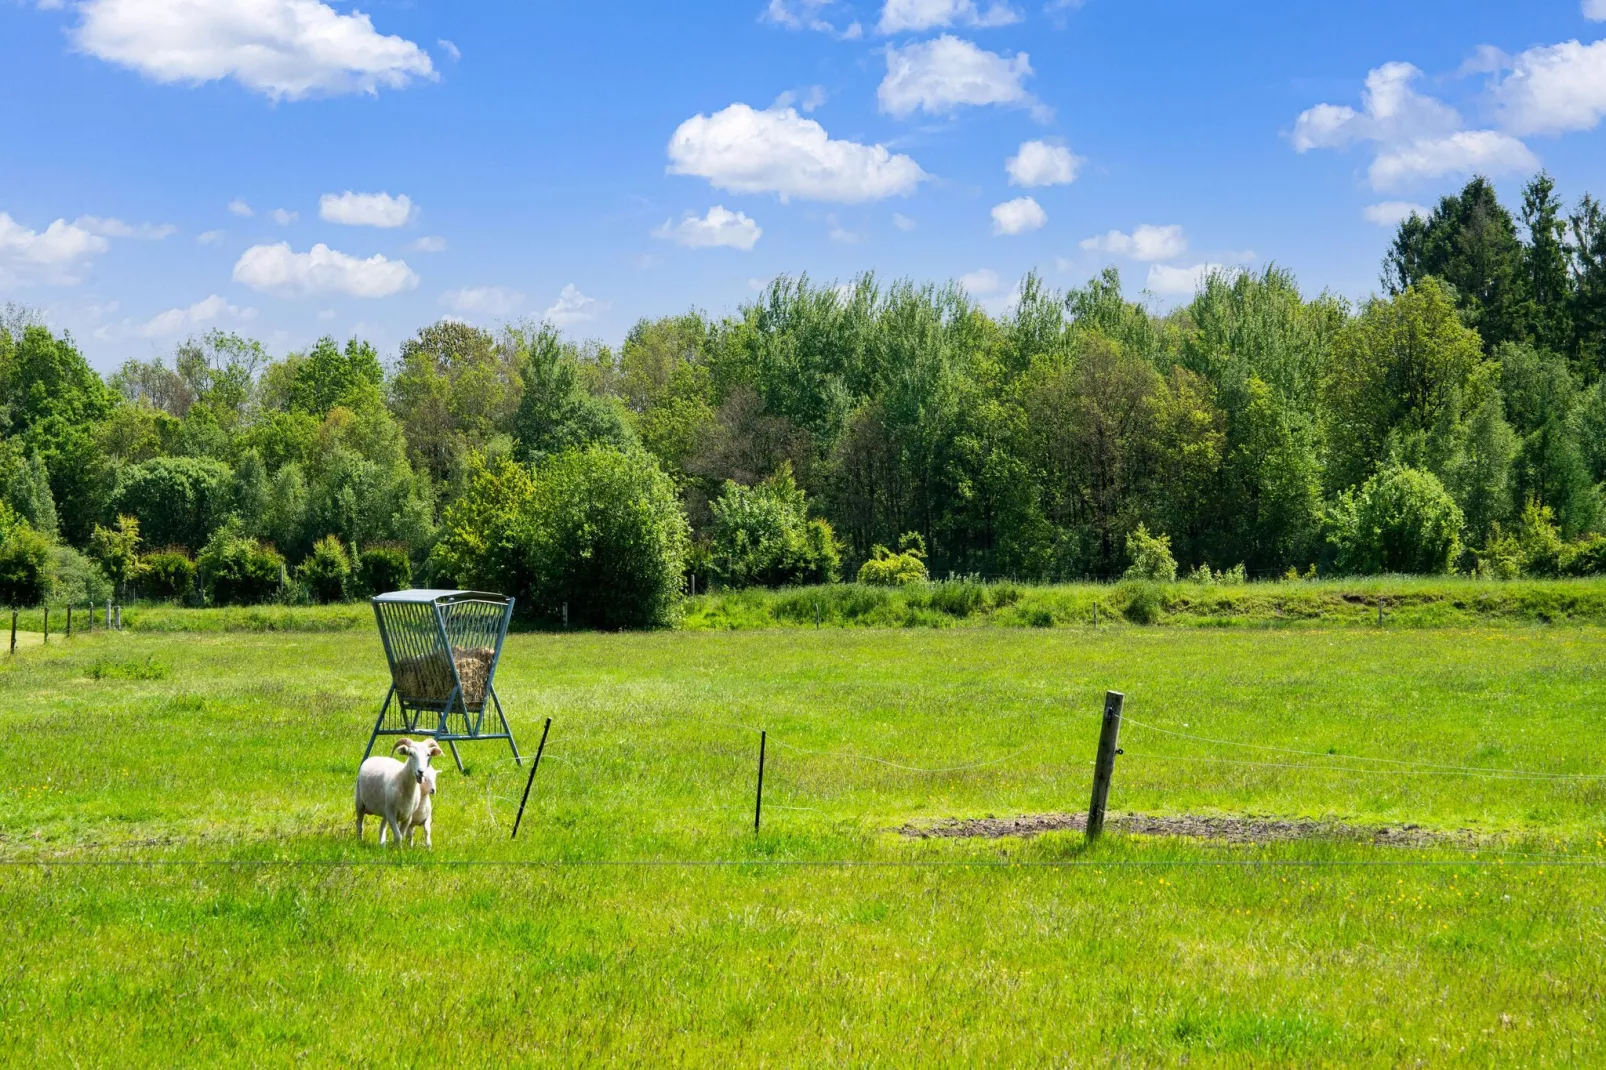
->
(140, 549, 197, 601)
(432, 447, 690, 629)
(88, 515, 141, 596)
(1514, 500, 1565, 577)
(107, 456, 233, 552)
(1563, 534, 1606, 577)
(1327, 465, 1464, 575)
(0, 525, 51, 607)
(1187, 563, 1214, 584)
(1120, 580, 1164, 624)
(709, 466, 840, 587)
(198, 523, 286, 606)
(51, 545, 112, 605)
(1123, 524, 1177, 582)
(298, 535, 352, 604)
(1218, 563, 1248, 585)
(857, 532, 929, 587)
(357, 545, 413, 596)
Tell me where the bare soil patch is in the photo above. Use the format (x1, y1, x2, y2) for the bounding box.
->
(898, 812, 1488, 848)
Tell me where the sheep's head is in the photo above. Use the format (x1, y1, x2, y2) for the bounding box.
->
(393, 738, 444, 783)
(420, 765, 438, 797)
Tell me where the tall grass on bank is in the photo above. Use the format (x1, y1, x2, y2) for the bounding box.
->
(683, 576, 1606, 630)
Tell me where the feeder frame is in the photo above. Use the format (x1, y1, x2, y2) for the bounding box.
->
(364, 589, 520, 773)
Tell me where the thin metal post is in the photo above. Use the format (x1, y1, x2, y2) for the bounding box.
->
(1086, 691, 1125, 841)
(814, 602, 820, 629)
(562, 602, 568, 628)
(43, 607, 48, 644)
(114, 605, 121, 631)
(754, 730, 767, 833)
(66, 605, 71, 638)
(511, 718, 552, 841)
(8, 609, 14, 654)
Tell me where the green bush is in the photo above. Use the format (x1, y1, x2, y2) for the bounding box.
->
(1120, 580, 1164, 624)
(298, 536, 352, 604)
(1514, 500, 1565, 577)
(198, 524, 286, 606)
(1563, 535, 1606, 577)
(1123, 524, 1177, 582)
(709, 466, 840, 587)
(356, 545, 413, 596)
(0, 525, 52, 607)
(857, 533, 929, 586)
(107, 456, 233, 552)
(1328, 465, 1464, 575)
(432, 447, 690, 629)
(51, 544, 112, 605)
(139, 550, 197, 601)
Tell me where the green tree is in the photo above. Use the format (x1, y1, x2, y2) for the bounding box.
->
(511, 325, 633, 462)
(108, 457, 233, 551)
(1324, 279, 1486, 492)
(1327, 465, 1465, 575)
(88, 515, 141, 597)
(709, 465, 840, 587)
(0, 524, 51, 608)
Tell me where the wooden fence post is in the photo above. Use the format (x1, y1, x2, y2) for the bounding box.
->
(1086, 691, 1125, 841)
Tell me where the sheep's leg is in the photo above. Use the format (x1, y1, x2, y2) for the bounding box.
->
(355, 805, 365, 842)
(423, 816, 432, 850)
(384, 814, 406, 847)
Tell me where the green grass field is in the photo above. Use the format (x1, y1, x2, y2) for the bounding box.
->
(4, 614, 1606, 1064)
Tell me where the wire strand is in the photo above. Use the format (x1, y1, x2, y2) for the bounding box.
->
(1120, 714, 1606, 782)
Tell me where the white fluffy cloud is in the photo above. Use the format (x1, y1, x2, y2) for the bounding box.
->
(0, 213, 110, 284)
(892, 213, 916, 231)
(72, 0, 436, 100)
(543, 284, 601, 328)
(667, 104, 926, 203)
(75, 216, 176, 239)
(319, 191, 416, 228)
(764, 0, 862, 38)
(653, 206, 762, 250)
(959, 268, 1000, 293)
(1079, 224, 1187, 261)
(1494, 39, 1606, 136)
(271, 208, 298, 225)
(441, 287, 523, 315)
(1587, 0, 1606, 20)
(991, 196, 1046, 235)
(877, 0, 1019, 34)
(116, 295, 256, 340)
(1370, 132, 1537, 189)
(1292, 62, 1536, 190)
(410, 236, 447, 253)
(228, 199, 253, 218)
(1146, 263, 1234, 297)
(1006, 140, 1082, 187)
(232, 242, 418, 297)
(879, 35, 1044, 119)
(1363, 201, 1429, 227)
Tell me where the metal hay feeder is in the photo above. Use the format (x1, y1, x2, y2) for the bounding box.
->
(365, 589, 520, 772)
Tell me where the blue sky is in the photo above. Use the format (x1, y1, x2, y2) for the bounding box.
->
(4, 0, 1606, 371)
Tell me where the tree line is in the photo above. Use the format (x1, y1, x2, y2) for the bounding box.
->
(0, 171, 1603, 622)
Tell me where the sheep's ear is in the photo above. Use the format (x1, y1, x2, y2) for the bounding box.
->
(392, 739, 414, 754)
(426, 741, 444, 757)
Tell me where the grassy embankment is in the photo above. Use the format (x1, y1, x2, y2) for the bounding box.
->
(2, 617, 1605, 1063)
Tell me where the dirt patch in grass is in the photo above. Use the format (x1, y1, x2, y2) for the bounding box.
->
(898, 812, 1488, 848)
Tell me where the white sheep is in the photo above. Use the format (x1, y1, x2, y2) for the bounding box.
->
(355, 738, 442, 847)
(381, 764, 437, 848)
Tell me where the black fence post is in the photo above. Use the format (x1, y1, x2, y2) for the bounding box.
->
(754, 730, 767, 833)
(511, 718, 553, 841)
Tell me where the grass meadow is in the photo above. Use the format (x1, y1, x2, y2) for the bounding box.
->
(3, 602, 1606, 1064)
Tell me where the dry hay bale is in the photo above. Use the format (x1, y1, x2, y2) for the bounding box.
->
(452, 646, 496, 707)
(392, 654, 455, 702)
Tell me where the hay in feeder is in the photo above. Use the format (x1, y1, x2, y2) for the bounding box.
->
(391, 646, 497, 707)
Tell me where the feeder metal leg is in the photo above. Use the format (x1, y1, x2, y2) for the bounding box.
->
(492, 688, 522, 766)
(447, 739, 465, 775)
(362, 687, 397, 763)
